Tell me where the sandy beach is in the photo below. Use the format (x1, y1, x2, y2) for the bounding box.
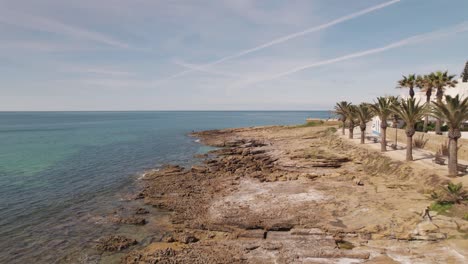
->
(104, 124, 468, 263)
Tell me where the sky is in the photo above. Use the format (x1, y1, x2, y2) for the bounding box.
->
(0, 0, 468, 111)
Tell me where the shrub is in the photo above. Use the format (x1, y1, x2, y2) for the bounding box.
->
(326, 127, 337, 134)
(415, 121, 424, 132)
(413, 135, 428, 149)
(445, 182, 467, 204)
(432, 182, 467, 204)
(295, 120, 324, 128)
(429, 201, 453, 214)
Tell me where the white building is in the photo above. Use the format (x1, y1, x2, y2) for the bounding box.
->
(370, 62, 468, 136)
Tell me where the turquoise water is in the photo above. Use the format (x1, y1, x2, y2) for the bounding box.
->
(0, 111, 331, 263)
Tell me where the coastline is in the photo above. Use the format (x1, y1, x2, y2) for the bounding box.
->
(99, 124, 467, 263)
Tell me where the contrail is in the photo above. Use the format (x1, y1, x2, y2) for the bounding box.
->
(165, 0, 401, 80)
(173, 60, 241, 78)
(234, 21, 468, 86)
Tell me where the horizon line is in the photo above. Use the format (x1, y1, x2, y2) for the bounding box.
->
(0, 109, 333, 112)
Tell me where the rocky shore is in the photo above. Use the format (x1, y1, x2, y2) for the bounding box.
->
(99, 125, 468, 263)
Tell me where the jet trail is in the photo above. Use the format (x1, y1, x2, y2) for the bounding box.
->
(234, 21, 468, 86)
(164, 0, 401, 80)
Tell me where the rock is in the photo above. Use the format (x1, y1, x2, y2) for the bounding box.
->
(95, 235, 137, 252)
(134, 192, 145, 200)
(456, 220, 468, 232)
(177, 233, 199, 244)
(191, 165, 207, 173)
(163, 165, 185, 174)
(237, 229, 266, 239)
(115, 216, 147, 225)
(163, 235, 176, 243)
(243, 244, 260, 251)
(412, 233, 446, 241)
(250, 149, 266, 155)
(261, 242, 282, 250)
(366, 255, 400, 264)
(414, 221, 439, 236)
(290, 228, 324, 236)
(354, 178, 364, 186)
(135, 208, 149, 215)
(123, 248, 177, 263)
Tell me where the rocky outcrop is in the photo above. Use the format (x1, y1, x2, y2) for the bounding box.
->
(117, 125, 468, 263)
(95, 235, 137, 252)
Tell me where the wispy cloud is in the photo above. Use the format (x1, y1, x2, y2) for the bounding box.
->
(163, 0, 401, 80)
(173, 60, 241, 78)
(0, 9, 129, 49)
(230, 21, 468, 88)
(59, 66, 134, 77)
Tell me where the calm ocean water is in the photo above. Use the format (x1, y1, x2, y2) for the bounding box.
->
(0, 111, 331, 263)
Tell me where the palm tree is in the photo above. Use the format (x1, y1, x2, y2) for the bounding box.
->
(345, 105, 358, 139)
(355, 103, 375, 144)
(397, 74, 417, 98)
(432, 71, 458, 134)
(390, 98, 428, 161)
(334, 101, 352, 135)
(416, 74, 435, 132)
(432, 95, 468, 176)
(370, 97, 393, 151)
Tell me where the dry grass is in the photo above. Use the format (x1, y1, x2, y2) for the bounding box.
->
(413, 135, 428, 149)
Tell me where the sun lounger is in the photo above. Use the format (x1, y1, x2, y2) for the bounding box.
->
(457, 164, 468, 173)
(432, 156, 446, 165)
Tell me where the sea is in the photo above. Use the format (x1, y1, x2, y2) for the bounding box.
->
(0, 111, 332, 263)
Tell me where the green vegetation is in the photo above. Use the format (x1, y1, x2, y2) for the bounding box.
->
(334, 68, 468, 175)
(294, 120, 324, 128)
(432, 95, 468, 176)
(334, 101, 352, 136)
(370, 97, 393, 151)
(390, 98, 428, 161)
(431, 71, 458, 134)
(325, 127, 337, 134)
(355, 103, 375, 144)
(429, 201, 453, 214)
(435, 183, 463, 203)
(397, 74, 417, 98)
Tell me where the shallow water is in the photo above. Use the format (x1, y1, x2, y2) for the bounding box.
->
(0, 111, 331, 263)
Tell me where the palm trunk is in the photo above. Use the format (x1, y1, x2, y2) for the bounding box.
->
(448, 129, 461, 177)
(406, 136, 413, 161)
(435, 90, 443, 134)
(393, 117, 398, 147)
(448, 138, 458, 176)
(348, 122, 354, 139)
(409, 87, 415, 98)
(405, 128, 415, 161)
(381, 127, 387, 151)
(423, 92, 431, 132)
(360, 124, 366, 144)
(342, 121, 346, 135)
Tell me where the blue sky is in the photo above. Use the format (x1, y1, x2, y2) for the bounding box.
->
(1, 0, 467, 111)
